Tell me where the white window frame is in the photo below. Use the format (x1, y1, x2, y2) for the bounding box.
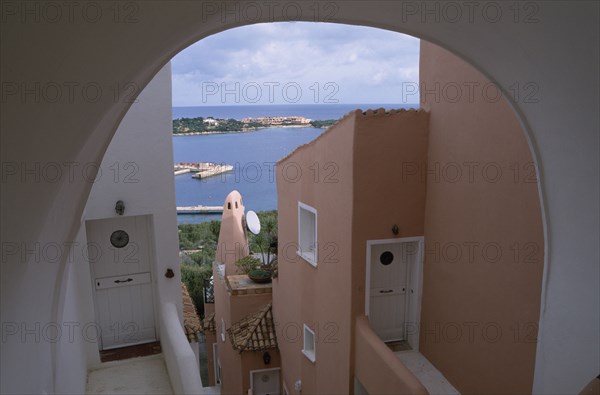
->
(297, 202, 318, 267)
(302, 324, 316, 363)
(220, 318, 226, 342)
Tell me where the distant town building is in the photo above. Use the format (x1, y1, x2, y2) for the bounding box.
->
(242, 116, 311, 125)
(203, 117, 220, 126)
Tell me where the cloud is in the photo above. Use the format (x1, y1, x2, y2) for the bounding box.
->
(171, 22, 419, 106)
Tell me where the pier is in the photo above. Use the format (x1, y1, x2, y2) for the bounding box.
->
(174, 162, 233, 179)
(176, 205, 224, 214)
(174, 168, 191, 176)
(191, 164, 233, 179)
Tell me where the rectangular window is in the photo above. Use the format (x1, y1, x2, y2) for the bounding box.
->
(302, 324, 316, 363)
(298, 202, 317, 267)
(221, 318, 226, 342)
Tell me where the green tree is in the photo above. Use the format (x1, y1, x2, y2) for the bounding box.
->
(310, 119, 338, 128)
(177, 211, 279, 315)
(178, 221, 222, 317)
(248, 210, 279, 277)
(180, 263, 213, 318)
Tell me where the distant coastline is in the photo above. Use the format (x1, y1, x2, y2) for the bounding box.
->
(172, 116, 336, 136)
(173, 124, 326, 136)
(172, 104, 417, 120)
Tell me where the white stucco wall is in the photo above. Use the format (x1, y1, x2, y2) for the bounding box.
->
(80, 62, 181, 318)
(1, 2, 598, 394)
(52, 63, 180, 393)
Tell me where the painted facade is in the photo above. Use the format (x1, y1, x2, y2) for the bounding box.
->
(275, 108, 430, 394)
(272, 41, 544, 394)
(209, 191, 282, 395)
(41, 63, 200, 393)
(418, 41, 544, 394)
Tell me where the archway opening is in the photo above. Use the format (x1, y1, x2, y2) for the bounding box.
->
(154, 21, 542, 395)
(81, 16, 543, 395)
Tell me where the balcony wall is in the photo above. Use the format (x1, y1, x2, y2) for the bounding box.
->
(160, 302, 203, 394)
(354, 316, 428, 395)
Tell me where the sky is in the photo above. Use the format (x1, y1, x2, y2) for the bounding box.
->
(171, 22, 419, 107)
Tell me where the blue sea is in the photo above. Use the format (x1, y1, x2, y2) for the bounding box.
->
(173, 104, 416, 224)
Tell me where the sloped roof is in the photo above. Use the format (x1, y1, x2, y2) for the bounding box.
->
(202, 312, 216, 334)
(227, 304, 278, 352)
(181, 283, 202, 342)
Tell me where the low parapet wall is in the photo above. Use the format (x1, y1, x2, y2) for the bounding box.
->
(354, 316, 428, 395)
(160, 302, 203, 394)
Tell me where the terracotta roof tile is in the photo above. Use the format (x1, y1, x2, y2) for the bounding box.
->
(181, 283, 202, 342)
(227, 304, 278, 352)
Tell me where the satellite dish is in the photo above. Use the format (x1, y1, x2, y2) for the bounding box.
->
(246, 210, 261, 235)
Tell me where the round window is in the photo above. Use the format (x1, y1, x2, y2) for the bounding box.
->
(110, 230, 130, 248)
(380, 251, 394, 266)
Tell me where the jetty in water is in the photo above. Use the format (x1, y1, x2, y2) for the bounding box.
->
(174, 162, 234, 179)
(176, 205, 224, 214)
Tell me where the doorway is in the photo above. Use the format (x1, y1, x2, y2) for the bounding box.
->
(86, 215, 158, 350)
(366, 237, 423, 349)
(250, 368, 281, 395)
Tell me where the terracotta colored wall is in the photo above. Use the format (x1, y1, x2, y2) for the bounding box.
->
(275, 109, 429, 394)
(213, 264, 238, 393)
(274, 113, 355, 395)
(204, 330, 217, 387)
(229, 291, 278, 393)
(354, 316, 427, 395)
(203, 303, 216, 386)
(350, 109, 430, 316)
(349, 109, 430, 392)
(419, 41, 544, 394)
(241, 352, 282, 392)
(215, 191, 249, 275)
(213, 191, 246, 394)
(213, 191, 281, 394)
(214, 288, 279, 394)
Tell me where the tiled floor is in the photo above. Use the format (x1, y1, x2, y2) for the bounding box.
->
(386, 340, 412, 352)
(86, 353, 222, 395)
(86, 354, 173, 395)
(395, 350, 460, 395)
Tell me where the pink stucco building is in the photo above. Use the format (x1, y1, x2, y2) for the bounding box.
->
(206, 41, 545, 395)
(207, 191, 282, 394)
(271, 41, 543, 394)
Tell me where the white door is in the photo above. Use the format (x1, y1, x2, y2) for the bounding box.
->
(368, 242, 409, 342)
(251, 368, 280, 395)
(87, 215, 157, 350)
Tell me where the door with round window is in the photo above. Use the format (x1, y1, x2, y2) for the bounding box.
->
(369, 242, 409, 342)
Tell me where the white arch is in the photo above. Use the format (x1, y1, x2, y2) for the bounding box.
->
(1, 2, 597, 394)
